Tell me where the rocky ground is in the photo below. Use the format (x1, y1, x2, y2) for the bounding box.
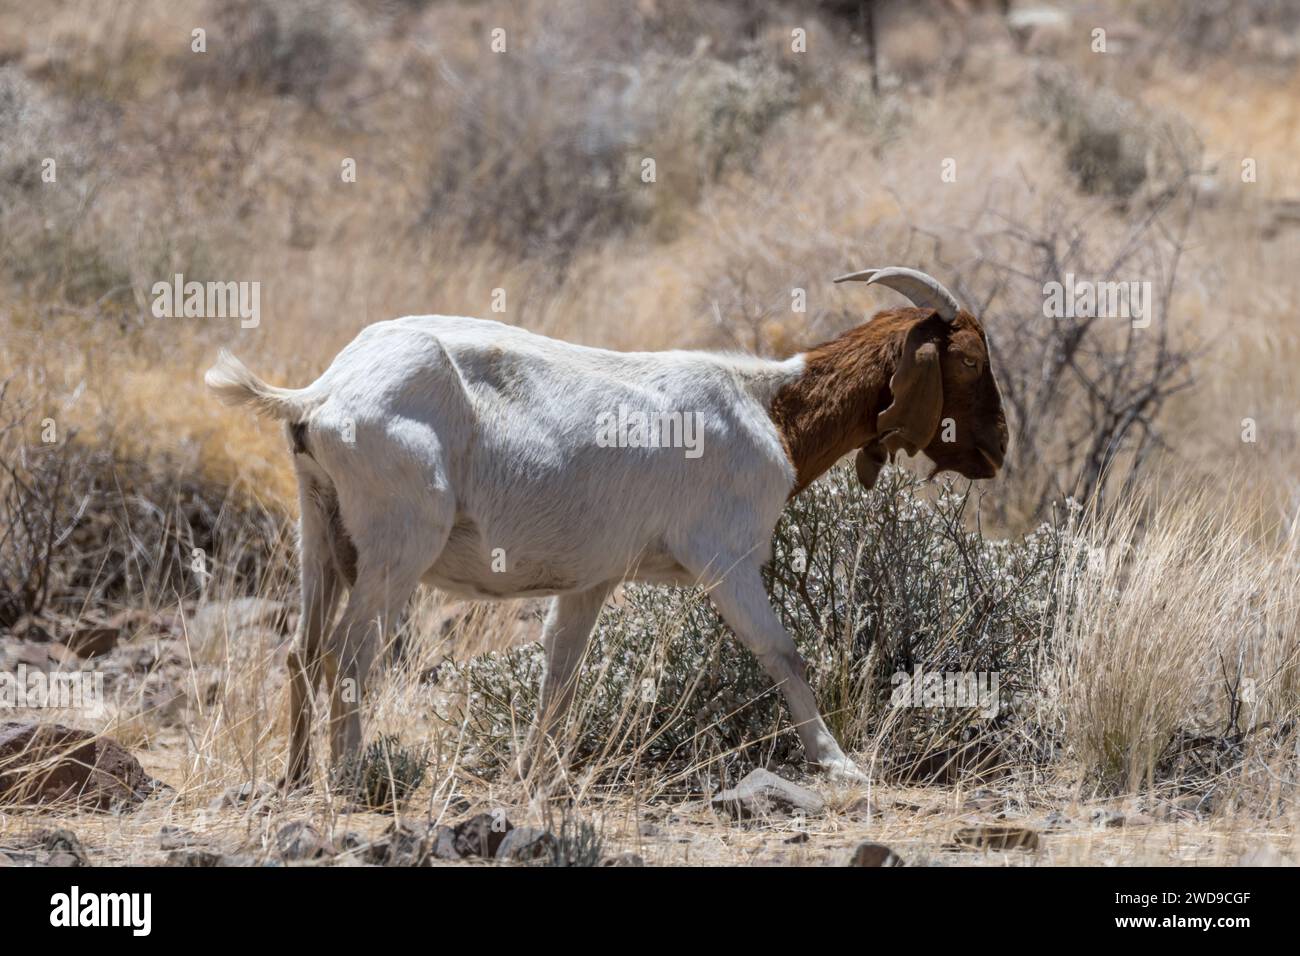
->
(1, 597, 1296, 868)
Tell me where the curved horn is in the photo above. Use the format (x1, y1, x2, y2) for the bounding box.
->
(832, 266, 961, 323)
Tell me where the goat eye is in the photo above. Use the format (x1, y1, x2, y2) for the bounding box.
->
(962, 357, 977, 369)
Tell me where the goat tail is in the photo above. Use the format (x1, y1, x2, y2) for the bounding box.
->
(204, 349, 309, 421)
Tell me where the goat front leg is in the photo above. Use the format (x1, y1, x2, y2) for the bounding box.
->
(520, 583, 611, 781)
(705, 564, 865, 783)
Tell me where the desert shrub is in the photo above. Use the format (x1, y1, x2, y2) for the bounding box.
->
(418, 4, 802, 261)
(420, 39, 665, 260)
(0, 395, 285, 630)
(673, 55, 798, 180)
(545, 814, 604, 868)
(0, 67, 128, 306)
(335, 734, 430, 810)
(447, 465, 1071, 780)
(1029, 66, 1201, 203)
(188, 0, 365, 106)
(1133, 0, 1300, 61)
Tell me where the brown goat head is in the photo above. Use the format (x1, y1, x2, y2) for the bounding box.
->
(877, 307, 1008, 480)
(835, 267, 1007, 483)
(770, 267, 1009, 495)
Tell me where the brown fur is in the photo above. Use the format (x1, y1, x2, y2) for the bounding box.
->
(769, 307, 1007, 496)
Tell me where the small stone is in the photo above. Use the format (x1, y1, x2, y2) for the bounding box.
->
(1091, 808, 1125, 828)
(276, 821, 333, 861)
(208, 781, 275, 814)
(368, 821, 432, 866)
(600, 852, 645, 867)
(847, 842, 904, 867)
(159, 826, 204, 850)
(165, 848, 226, 867)
(495, 826, 556, 862)
(953, 825, 1040, 851)
(64, 625, 123, 658)
(453, 813, 513, 858)
(430, 825, 460, 861)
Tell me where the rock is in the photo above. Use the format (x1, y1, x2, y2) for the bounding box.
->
(847, 842, 904, 867)
(442, 792, 473, 816)
(711, 768, 825, 820)
(159, 826, 204, 850)
(7, 614, 56, 642)
(208, 781, 275, 814)
(12, 642, 62, 669)
(0, 722, 162, 811)
(1091, 808, 1154, 829)
(600, 852, 645, 867)
(495, 826, 556, 862)
(164, 849, 251, 867)
(275, 822, 334, 861)
(430, 825, 461, 861)
(366, 821, 446, 866)
(0, 829, 92, 866)
(953, 825, 1040, 851)
(44, 643, 84, 667)
(453, 813, 513, 858)
(64, 626, 123, 658)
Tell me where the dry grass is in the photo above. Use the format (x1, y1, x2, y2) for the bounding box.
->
(1, 0, 1298, 865)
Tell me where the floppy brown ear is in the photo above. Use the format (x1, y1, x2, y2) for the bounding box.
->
(877, 322, 943, 456)
(854, 444, 887, 490)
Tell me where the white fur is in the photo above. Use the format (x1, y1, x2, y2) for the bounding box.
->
(207, 315, 864, 780)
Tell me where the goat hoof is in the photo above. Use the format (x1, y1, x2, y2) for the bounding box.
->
(819, 756, 868, 785)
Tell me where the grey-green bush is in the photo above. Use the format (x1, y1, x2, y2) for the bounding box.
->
(446, 465, 1070, 780)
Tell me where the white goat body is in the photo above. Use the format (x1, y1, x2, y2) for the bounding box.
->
(229, 315, 805, 598)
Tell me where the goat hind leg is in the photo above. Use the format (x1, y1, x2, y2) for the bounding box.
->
(285, 478, 344, 789)
(324, 518, 447, 773)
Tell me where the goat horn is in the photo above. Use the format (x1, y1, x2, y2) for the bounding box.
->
(832, 266, 961, 323)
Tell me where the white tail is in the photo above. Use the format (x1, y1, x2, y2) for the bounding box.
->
(204, 350, 308, 421)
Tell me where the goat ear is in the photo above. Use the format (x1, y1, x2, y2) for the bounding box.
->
(854, 444, 887, 490)
(877, 324, 943, 456)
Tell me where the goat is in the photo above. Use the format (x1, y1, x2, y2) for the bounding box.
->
(205, 267, 1008, 785)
